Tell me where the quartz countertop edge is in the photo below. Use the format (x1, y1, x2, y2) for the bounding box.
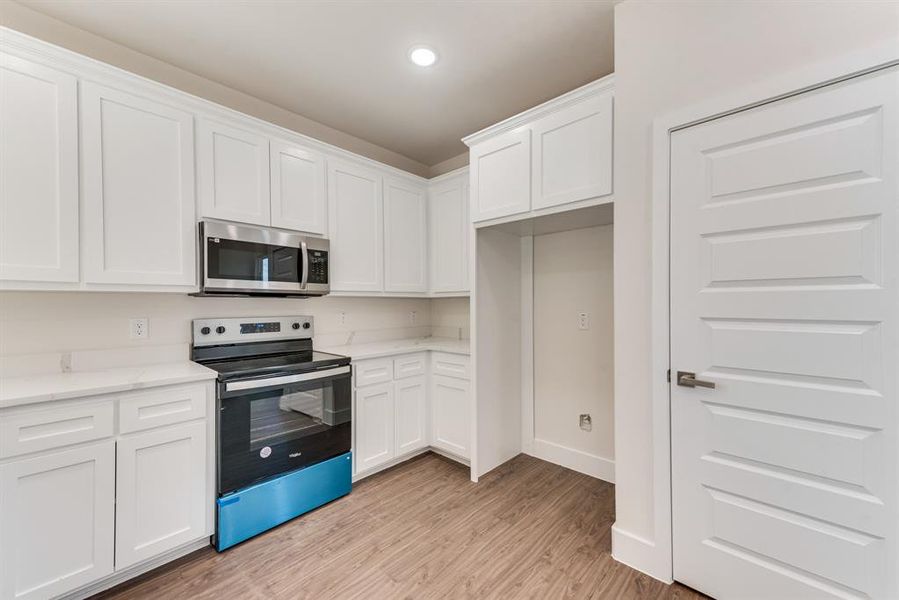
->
(0, 361, 218, 409)
(320, 337, 470, 361)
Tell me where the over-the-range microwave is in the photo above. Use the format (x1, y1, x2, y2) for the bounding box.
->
(196, 221, 329, 297)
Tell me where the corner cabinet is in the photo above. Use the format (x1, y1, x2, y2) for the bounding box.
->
(0, 53, 79, 284)
(81, 83, 197, 287)
(465, 77, 614, 224)
(384, 178, 428, 293)
(429, 172, 470, 294)
(328, 162, 384, 292)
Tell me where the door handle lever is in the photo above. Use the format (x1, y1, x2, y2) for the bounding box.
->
(677, 371, 716, 389)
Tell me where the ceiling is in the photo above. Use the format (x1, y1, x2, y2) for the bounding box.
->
(17, 0, 616, 167)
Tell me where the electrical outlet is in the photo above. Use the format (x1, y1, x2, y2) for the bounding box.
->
(339, 311, 347, 326)
(409, 310, 417, 326)
(579, 414, 592, 432)
(129, 318, 149, 340)
(578, 312, 590, 330)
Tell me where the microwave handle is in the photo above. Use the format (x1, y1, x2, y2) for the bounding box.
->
(300, 240, 309, 290)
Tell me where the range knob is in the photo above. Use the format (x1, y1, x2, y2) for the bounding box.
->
(200, 326, 211, 335)
(302, 322, 311, 330)
(215, 326, 226, 334)
(292, 322, 301, 330)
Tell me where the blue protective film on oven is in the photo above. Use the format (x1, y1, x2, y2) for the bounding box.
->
(216, 451, 352, 551)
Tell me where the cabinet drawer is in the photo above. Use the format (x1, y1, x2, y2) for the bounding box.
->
(431, 353, 470, 380)
(0, 400, 114, 458)
(393, 353, 426, 380)
(354, 358, 393, 387)
(119, 383, 207, 434)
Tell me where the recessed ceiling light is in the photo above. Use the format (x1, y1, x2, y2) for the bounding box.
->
(408, 45, 438, 67)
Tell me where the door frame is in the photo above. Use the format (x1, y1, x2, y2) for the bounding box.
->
(621, 40, 899, 583)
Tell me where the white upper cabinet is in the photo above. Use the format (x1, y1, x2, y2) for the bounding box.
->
(270, 139, 327, 235)
(531, 92, 613, 209)
(429, 173, 469, 294)
(328, 161, 384, 292)
(470, 129, 531, 222)
(384, 177, 427, 293)
(464, 77, 614, 225)
(198, 117, 271, 226)
(81, 82, 196, 287)
(0, 54, 79, 283)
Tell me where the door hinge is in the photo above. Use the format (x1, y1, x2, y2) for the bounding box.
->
(666, 369, 671, 383)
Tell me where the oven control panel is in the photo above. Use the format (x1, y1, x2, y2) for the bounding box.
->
(192, 316, 313, 346)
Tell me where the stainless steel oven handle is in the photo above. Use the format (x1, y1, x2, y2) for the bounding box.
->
(225, 365, 350, 392)
(300, 240, 309, 290)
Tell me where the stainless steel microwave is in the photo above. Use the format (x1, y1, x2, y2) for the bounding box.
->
(197, 221, 329, 297)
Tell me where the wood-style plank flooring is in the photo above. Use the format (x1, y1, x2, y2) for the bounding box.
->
(95, 453, 706, 600)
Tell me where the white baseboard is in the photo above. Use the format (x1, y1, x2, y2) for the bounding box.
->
(62, 537, 211, 600)
(526, 438, 615, 483)
(611, 524, 673, 584)
(353, 446, 469, 482)
(429, 446, 470, 466)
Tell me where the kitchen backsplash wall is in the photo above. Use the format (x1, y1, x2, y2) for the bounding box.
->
(0, 292, 435, 374)
(430, 297, 470, 340)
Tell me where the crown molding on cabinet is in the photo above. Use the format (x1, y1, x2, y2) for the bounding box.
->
(427, 165, 469, 185)
(0, 27, 428, 187)
(461, 73, 615, 148)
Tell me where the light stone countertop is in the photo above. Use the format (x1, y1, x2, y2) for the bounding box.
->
(320, 337, 470, 361)
(0, 361, 218, 409)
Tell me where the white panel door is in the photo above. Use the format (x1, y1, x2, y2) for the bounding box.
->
(328, 162, 383, 292)
(197, 117, 270, 226)
(671, 67, 898, 600)
(531, 93, 613, 209)
(395, 375, 428, 455)
(0, 53, 78, 283)
(270, 139, 326, 234)
(429, 176, 469, 293)
(0, 441, 114, 600)
(470, 129, 531, 222)
(431, 374, 470, 459)
(115, 421, 208, 569)
(355, 382, 395, 473)
(384, 177, 427, 293)
(81, 83, 196, 286)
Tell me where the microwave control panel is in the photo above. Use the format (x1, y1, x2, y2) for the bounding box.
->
(307, 250, 329, 284)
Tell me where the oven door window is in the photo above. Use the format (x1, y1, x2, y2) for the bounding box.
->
(207, 238, 301, 283)
(219, 372, 351, 494)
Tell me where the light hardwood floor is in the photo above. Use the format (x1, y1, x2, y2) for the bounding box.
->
(95, 453, 706, 600)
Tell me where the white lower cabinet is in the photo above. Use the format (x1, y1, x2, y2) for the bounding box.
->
(395, 375, 428, 455)
(431, 375, 470, 459)
(0, 441, 115, 600)
(355, 382, 395, 473)
(354, 351, 469, 479)
(115, 421, 207, 569)
(0, 382, 213, 600)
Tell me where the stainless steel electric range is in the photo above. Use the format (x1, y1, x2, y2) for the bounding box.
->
(190, 315, 352, 551)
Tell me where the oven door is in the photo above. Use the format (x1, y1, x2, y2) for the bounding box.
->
(200, 221, 329, 296)
(218, 365, 351, 495)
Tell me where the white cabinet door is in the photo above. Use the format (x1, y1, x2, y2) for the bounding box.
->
(115, 421, 207, 570)
(198, 118, 270, 226)
(355, 382, 395, 473)
(0, 441, 114, 600)
(270, 139, 326, 234)
(531, 93, 613, 209)
(470, 129, 531, 222)
(81, 83, 196, 286)
(384, 177, 427, 293)
(0, 54, 79, 283)
(328, 162, 383, 292)
(431, 374, 470, 459)
(429, 176, 469, 293)
(395, 375, 427, 455)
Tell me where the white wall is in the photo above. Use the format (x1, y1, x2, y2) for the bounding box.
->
(0, 292, 431, 372)
(612, 0, 899, 580)
(430, 297, 470, 340)
(533, 225, 613, 468)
